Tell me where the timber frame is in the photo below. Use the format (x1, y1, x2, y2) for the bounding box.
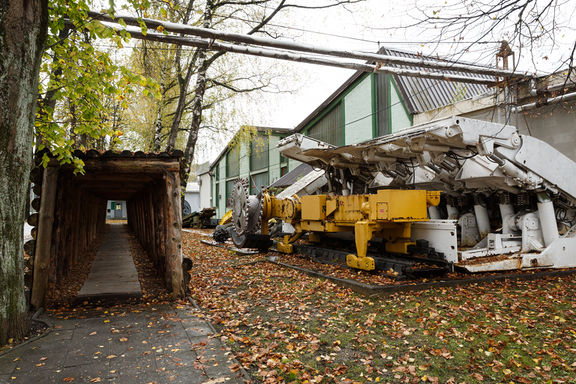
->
(25, 150, 185, 308)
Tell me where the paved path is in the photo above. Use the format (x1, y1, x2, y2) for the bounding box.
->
(0, 304, 245, 384)
(78, 224, 141, 301)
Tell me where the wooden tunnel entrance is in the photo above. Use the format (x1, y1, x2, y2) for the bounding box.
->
(26, 150, 184, 308)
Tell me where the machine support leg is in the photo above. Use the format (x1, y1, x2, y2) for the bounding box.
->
(446, 204, 459, 220)
(446, 196, 459, 220)
(537, 192, 559, 246)
(346, 221, 376, 271)
(428, 206, 441, 219)
(355, 221, 373, 258)
(473, 195, 490, 238)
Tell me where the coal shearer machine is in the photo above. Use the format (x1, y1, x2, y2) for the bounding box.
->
(229, 116, 576, 273)
(278, 115, 576, 273)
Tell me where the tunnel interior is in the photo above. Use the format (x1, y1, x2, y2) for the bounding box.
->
(26, 151, 184, 308)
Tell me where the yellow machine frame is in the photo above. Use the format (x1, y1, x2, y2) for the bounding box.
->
(219, 209, 233, 226)
(259, 189, 440, 271)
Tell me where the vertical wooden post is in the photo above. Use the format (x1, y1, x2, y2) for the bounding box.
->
(31, 167, 58, 309)
(165, 171, 183, 298)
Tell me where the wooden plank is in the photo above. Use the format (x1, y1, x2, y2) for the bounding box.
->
(82, 159, 180, 173)
(165, 172, 184, 298)
(77, 224, 141, 299)
(200, 239, 259, 255)
(31, 167, 59, 309)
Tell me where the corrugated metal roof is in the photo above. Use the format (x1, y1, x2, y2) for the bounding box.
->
(209, 125, 292, 170)
(381, 47, 493, 113)
(269, 163, 313, 188)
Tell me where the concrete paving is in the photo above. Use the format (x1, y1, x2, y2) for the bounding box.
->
(78, 224, 141, 301)
(0, 304, 246, 384)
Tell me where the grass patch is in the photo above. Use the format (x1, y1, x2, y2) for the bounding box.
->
(183, 232, 576, 383)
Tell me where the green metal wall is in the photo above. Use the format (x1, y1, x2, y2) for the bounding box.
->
(344, 75, 373, 145)
(308, 104, 344, 146)
(212, 132, 289, 218)
(210, 74, 414, 219)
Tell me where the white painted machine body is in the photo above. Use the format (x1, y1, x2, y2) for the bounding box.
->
(277, 116, 576, 272)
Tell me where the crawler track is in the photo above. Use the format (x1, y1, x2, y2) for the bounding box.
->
(268, 259, 576, 296)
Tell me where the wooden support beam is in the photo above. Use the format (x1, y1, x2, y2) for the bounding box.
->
(31, 167, 58, 309)
(165, 172, 184, 298)
(82, 159, 180, 173)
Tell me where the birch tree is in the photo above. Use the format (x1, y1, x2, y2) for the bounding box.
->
(129, 0, 364, 189)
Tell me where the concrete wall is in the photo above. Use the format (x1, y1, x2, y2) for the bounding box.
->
(456, 100, 576, 162)
(515, 101, 576, 162)
(184, 192, 201, 213)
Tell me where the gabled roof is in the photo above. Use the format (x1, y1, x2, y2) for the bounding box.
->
(295, 46, 494, 131)
(209, 125, 292, 169)
(381, 47, 492, 113)
(269, 163, 314, 188)
(196, 162, 211, 176)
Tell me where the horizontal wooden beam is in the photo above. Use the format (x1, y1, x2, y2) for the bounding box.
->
(82, 159, 180, 173)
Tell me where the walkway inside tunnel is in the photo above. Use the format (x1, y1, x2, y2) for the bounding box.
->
(77, 224, 141, 301)
(27, 151, 185, 309)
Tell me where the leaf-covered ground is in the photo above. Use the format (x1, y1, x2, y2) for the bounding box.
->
(183, 231, 576, 383)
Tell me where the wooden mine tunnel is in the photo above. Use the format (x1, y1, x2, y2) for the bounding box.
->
(26, 150, 185, 308)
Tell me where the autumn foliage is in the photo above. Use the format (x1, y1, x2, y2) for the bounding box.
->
(183, 231, 576, 383)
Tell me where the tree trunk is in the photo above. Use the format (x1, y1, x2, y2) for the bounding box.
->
(181, 54, 208, 190)
(0, 0, 48, 344)
(165, 0, 212, 151)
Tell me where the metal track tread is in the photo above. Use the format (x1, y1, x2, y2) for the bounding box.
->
(292, 243, 449, 277)
(267, 260, 576, 296)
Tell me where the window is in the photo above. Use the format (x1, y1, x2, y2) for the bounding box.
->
(376, 73, 389, 136)
(250, 172, 269, 194)
(250, 136, 269, 171)
(308, 103, 343, 146)
(226, 145, 240, 178)
(226, 180, 235, 208)
(281, 165, 288, 177)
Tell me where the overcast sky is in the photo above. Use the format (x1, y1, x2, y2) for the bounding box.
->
(244, 0, 576, 127)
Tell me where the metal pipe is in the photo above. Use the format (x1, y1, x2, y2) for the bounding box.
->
(514, 91, 576, 112)
(87, 11, 529, 80)
(88, 25, 497, 85)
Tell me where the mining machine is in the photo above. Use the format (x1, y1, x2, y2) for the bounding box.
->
(230, 116, 576, 273)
